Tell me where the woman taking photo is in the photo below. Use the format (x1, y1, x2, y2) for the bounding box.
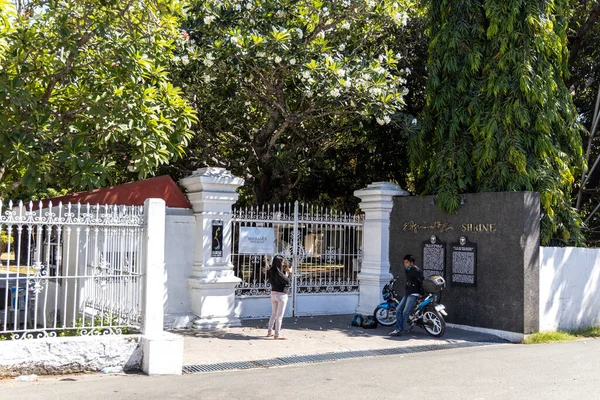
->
(266, 255, 291, 340)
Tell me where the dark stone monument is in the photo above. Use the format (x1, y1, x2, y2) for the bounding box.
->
(389, 192, 540, 334)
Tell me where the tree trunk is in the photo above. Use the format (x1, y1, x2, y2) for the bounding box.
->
(254, 161, 273, 205)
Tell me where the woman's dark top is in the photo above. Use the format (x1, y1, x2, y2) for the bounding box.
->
(268, 268, 290, 294)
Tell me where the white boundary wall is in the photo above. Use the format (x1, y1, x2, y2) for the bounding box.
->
(540, 247, 600, 331)
(234, 293, 359, 319)
(0, 335, 142, 376)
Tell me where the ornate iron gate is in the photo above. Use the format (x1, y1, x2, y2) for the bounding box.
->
(232, 201, 363, 315)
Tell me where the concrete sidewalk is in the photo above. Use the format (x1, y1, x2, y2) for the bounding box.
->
(170, 314, 510, 369)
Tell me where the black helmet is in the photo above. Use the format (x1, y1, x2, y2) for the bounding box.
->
(362, 315, 378, 329)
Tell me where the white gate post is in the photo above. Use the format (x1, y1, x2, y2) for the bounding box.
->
(180, 167, 244, 328)
(141, 198, 184, 375)
(354, 182, 409, 316)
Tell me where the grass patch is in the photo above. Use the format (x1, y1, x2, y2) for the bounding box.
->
(572, 326, 600, 338)
(524, 331, 577, 344)
(524, 327, 600, 344)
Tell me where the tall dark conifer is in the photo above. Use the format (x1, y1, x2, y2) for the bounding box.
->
(411, 0, 585, 245)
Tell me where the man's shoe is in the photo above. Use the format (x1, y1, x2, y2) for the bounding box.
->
(390, 330, 403, 336)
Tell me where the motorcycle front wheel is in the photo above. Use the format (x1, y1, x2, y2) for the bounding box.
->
(374, 306, 397, 326)
(422, 307, 446, 337)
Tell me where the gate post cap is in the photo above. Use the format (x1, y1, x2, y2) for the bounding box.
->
(180, 167, 245, 194)
(354, 182, 409, 199)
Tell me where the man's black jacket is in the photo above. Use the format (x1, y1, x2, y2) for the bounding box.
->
(394, 266, 424, 297)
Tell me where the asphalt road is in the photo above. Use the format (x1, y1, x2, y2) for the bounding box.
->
(3, 339, 598, 400)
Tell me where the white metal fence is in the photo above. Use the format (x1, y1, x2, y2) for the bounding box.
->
(0, 200, 145, 339)
(232, 201, 363, 309)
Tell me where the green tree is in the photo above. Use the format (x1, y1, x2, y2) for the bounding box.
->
(292, 116, 416, 211)
(0, 0, 196, 198)
(171, 0, 413, 204)
(288, 8, 428, 211)
(567, 1, 600, 245)
(411, 0, 585, 245)
(0, 1, 15, 60)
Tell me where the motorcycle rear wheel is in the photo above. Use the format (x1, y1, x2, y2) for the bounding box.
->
(422, 307, 446, 337)
(374, 306, 397, 326)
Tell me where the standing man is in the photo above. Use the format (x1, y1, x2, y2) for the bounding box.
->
(390, 254, 424, 336)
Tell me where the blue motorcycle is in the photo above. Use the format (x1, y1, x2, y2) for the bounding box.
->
(373, 275, 448, 337)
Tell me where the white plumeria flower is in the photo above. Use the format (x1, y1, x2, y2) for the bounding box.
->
(337, 69, 346, 77)
(203, 52, 215, 67)
(330, 88, 341, 97)
(302, 70, 311, 79)
(257, 51, 266, 57)
(339, 44, 346, 51)
(290, 58, 296, 65)
(376, 117, 385, 125)
(296, 28, 303, 39)
(392, 12, 408, 25)
(204, 15, 215, 25)
(340, 21, 351, 30)
(384, 115, 391, 124)
(275, 56, 282, 63)
(343, 79, 352, 88)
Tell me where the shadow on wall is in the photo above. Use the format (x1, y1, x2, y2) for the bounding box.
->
(540, 247, 600, 331)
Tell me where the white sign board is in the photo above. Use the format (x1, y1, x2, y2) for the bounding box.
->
(239, 227, 275, 254)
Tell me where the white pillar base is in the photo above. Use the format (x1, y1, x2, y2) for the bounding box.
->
(355, 264, 393, 315)
(188, 276, 242, 329)
(141, 332, 184, 375)
(193, 316, 241, 329)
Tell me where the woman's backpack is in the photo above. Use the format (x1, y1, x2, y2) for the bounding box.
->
(351, 315, 364, 327)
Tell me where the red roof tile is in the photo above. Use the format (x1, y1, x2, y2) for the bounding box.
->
(40, 176, 191, 209)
